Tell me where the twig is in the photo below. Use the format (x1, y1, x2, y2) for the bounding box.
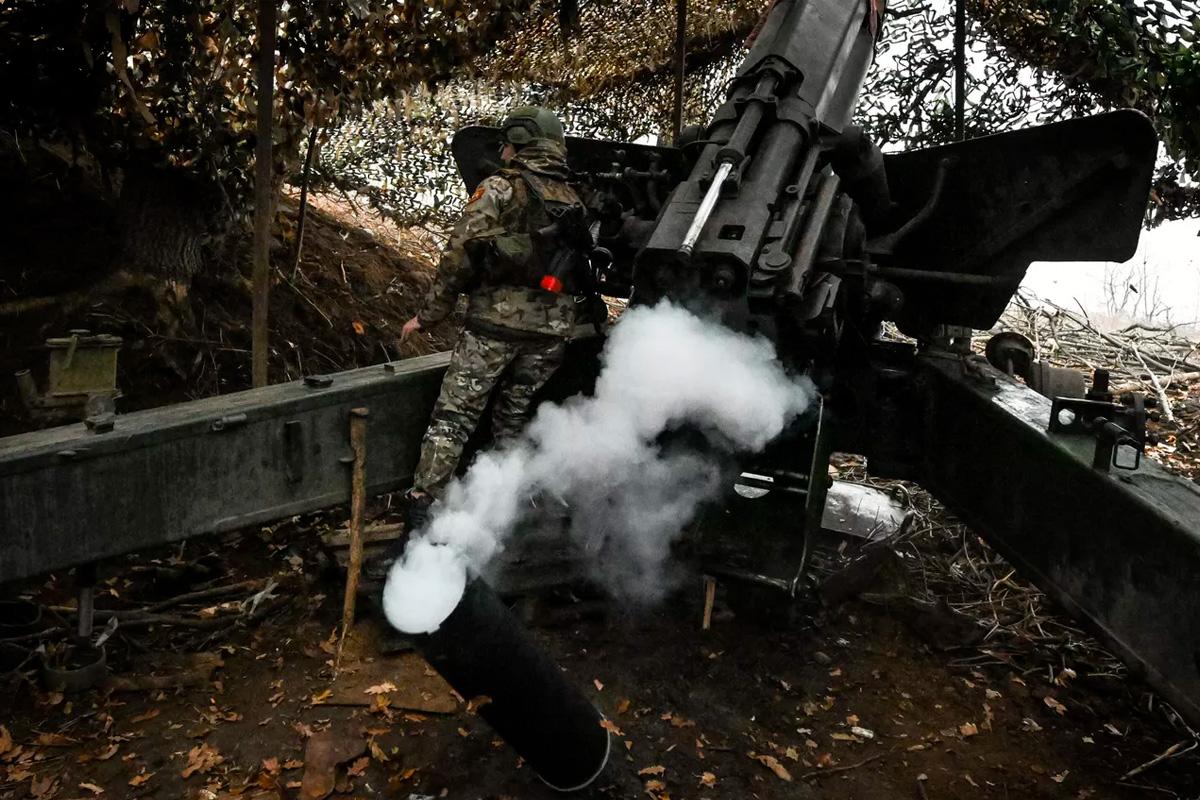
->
(1121, 741, 1197, 781)
(292, 126, 322, 280)
(1130, 342, 1175, 422)
(798, 750, 887, 780)
(275, 267, 335, 329)
(144, 579, 265, 613)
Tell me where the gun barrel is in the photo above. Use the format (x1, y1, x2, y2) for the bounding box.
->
(634, 0, 882, 311)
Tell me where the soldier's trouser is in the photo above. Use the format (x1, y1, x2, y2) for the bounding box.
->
(412, 328, 566, 498)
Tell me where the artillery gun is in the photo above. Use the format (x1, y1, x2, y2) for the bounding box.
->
(3, 0, 1199, 731)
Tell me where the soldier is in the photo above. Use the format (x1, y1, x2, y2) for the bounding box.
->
(397, 106, 592, 533)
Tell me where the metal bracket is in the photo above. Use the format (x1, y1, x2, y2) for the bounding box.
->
(1048, 396, 1146, 472)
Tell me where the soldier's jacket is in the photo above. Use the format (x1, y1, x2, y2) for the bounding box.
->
(417, 139, 584, 339)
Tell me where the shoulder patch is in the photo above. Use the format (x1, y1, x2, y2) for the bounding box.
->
(467, 175, 515, 207)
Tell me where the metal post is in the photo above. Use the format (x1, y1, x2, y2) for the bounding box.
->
(954, 0, 966, 141)
(252, 0, 277, 388)
(672, 0, 687, 143)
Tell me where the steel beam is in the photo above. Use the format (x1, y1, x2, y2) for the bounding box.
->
(0, 354, 449, 583)
(913, 355, 1200, 723)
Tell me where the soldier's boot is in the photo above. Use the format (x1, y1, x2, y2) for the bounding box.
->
(404, 491, 434, 535)
(364, 491, 435, 582)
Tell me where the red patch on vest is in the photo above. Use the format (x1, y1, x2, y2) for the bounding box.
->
(467, 185, 487, 204)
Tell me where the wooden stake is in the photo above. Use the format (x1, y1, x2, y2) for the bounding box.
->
(701, 575, 716, 631)
(336, 407, 369, 670)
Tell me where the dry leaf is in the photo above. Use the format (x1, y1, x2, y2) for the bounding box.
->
(310, 689, 333, 706)
(30, 775, 59, 799)
(638, 765, 666, 777)
(35, 732, 76, 747)
(283, 759, 304, 770)
(79, 783, 104, 795)
(617, 698, 631, 715)
(347, 756, 369, 777)
(1052, 770, 1070, 783)
(643, 778, 666, 794)
(960, 722, 979, 737)
(0, 726, 12, 756)
(96, 743, 119, 761)
(180, 743, 223, 778)
(1054, 668, 1077, 687)
(1044, 696, 1068, 716)
(699, 771, 717, 787)
(130, 709, 160, 724)
(128, 772, 154, 787)
(261, 757, 280, 775)
(593, 678, 604, 691)
(599, 719, 623, 736)
(367, 738, 389, 763)
(749, 752, 793, 782)
(466, 695, 492, 715)
(352, 320, 366, 335)
(364, 682, 396, 695)
(300, 730, 366, 799)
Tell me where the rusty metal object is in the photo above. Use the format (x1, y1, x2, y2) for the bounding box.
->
(15, 331, 122, 423)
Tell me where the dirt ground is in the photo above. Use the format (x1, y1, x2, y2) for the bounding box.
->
(3, 190, 1199, 800)
(2, 499, 1198, 800)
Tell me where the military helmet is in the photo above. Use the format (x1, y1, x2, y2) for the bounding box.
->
(500, 106, 565, 146)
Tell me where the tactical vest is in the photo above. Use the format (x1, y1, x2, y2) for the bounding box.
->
(479, 169, 594, 295)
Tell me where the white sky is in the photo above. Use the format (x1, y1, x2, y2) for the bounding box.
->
(1022, 219, 1200, 333)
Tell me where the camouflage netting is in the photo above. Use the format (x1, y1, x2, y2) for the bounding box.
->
(320, 0, 1199, 228)
(320, 0, 762, 226)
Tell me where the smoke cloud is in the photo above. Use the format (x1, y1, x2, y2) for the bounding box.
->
(384, 302, 814, 634)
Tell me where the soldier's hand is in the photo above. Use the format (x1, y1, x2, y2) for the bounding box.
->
(400, 316, 423, 342)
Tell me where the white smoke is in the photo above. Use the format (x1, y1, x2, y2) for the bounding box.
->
(383, 302, 814, 634)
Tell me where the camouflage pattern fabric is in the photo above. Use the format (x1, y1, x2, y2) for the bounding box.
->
(412, 329, 565, 497)
(416, 138, 581, 339)
(410, 138, 586, 497)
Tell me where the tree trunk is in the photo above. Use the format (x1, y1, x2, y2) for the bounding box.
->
(116, 166, 231, 333)
(117, 166, 222, 286)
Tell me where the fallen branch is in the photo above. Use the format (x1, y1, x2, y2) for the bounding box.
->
(1130, 342, 1175, 423)
(144, 579, 265, 614)
(1121, 740, 1198, 781)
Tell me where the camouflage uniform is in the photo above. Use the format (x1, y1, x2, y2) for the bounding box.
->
(412, 139, 584, 498)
